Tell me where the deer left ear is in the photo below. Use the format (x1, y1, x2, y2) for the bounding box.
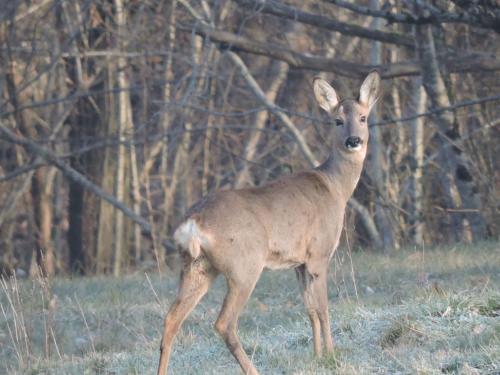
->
(359, 71, 381, 111)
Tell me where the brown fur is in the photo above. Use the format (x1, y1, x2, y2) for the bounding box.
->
(157, 71, 381, 375)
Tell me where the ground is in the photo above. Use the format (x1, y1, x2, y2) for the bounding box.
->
(1, 241, 499, 374)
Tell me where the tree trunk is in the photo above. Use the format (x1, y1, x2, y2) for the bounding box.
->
(368, 0, 396, 250)
(415, 22, 485, 243)
(66, 3, 110, 274)
(31, 167, 55, 277)
(202, 56, 218, 194)
(142, 0, 178, 270)
(112, 0, 134, 276)
(4, 56, 55, 277)
(409, 77, 426, 245)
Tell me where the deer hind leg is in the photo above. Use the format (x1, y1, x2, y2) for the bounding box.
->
(296, 265, 322, 356)
(214, 271, 263, 375)
(296, 264, 334, 356)
(157, 257, 218, 375)
(313, 271, 334, 353)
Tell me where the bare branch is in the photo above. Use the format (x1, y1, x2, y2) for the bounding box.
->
(180, 23, 500, 78)
(323, 0, 500, 32)
(227, 51, 318, 166)
(233, 0, 414, 47)
(0, 161, 46, 182)
(372, 93, 500, 127)
(348, 198, 382, 248)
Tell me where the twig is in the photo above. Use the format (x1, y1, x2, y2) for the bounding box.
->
(74, 295, 96, 354)
(344, 218, 359, 302)
(0, 299, 23, 366)
(227, 51, 319, 167)
(371, 94, 500, 127)
(322, 0, 500, 32)
(145, 273, 163, 308)
(233, 0, 414, 47)
(50, 326, 62, 361)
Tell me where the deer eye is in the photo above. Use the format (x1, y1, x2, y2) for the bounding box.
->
(335, 119, 344, 126)
(360, 116, 367, 123)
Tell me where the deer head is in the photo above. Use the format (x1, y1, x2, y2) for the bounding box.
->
(313, 71, 381, 159)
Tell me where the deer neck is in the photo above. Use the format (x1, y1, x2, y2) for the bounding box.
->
(316, 149, 365, 203)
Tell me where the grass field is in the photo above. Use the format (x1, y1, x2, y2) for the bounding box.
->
(1, 241, 499, 374)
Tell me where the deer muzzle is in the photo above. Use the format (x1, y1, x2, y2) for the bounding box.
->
(344, 136, 363, 152)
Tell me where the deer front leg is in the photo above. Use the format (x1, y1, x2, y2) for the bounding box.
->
(214, 273, 262, 375)
(157, 259, 217, 375)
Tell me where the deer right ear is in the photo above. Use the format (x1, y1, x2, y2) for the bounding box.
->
(313, 78, 339, 113)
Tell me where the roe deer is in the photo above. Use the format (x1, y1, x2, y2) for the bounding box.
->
(157, 71, 381, 375)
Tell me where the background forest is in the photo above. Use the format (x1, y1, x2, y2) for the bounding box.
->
(0, 0, 499, 277)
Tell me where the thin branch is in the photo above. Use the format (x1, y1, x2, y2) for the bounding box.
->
(323, 0, 500, 32)
(348, 198, 383, 248)
(227, 51, 319, 166)
(233, 0, 414, 47)
(322, 0, 419, 23)
(0, 161, 46, 182)
(8, 0, 54, 22)
(0, 47, 171, 58)
(372, 94, 500, 127)
(179, 23, 500, 78)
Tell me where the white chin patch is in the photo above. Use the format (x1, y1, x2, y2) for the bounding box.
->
(345, 144, 362, 152)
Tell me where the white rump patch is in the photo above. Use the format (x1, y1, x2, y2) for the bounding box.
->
(173, 218, 211, 259)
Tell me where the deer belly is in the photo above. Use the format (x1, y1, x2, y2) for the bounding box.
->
(265, 253, 301, 270)
(264, 245, 306, 270)
(263, 229, 311, 270)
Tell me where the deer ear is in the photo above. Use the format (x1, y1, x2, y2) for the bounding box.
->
(313, 78, 339, 113)
(359, 70, 381, 110)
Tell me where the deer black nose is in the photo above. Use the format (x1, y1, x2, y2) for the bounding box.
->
(345, 136, 362, 148)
